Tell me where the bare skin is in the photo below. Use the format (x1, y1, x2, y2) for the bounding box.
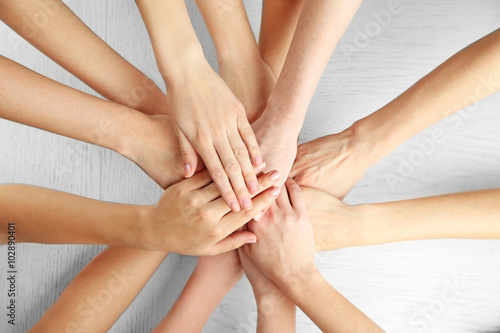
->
(136, 0, 265, 212)
(291, 28, 500, 198)
(0, 0, 167, 115)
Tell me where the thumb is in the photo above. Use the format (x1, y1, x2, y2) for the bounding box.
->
(209, 231, 257, 255)
(176, 128, 198, 178)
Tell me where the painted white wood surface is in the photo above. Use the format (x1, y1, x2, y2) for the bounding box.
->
(1, 0, 500, 332)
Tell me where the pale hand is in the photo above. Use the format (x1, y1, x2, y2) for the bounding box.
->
(252, 114, 298, 188)
(290, 127, 372, 199)
(143, 170, 281, 255)
(166, 60, 265, 212)
(244, 179, 316, 285)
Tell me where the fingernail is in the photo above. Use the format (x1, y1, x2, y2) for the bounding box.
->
(270, 187, 281, 197)
(256, 162, 266, 171)
(246, 238, 257, 244)
(230, 200, 240, 212)
(270, 170, 280, 181)
(242, 198, 252, 210)
(248, 181, 259, 194)
(254, 155, 263, 166)
(254, 211, 265, 221)
(254, 156, 266, 171)
(184, 163, 191, 177)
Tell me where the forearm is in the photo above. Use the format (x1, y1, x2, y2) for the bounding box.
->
(30, 246, 167, 332)
(284, 272, 382, 332)
(154, 264, 241, 332)
(259, 0, 305, 76)
(265, 0, 361, 131)
(195, 0, 260, 64)
(0, 184, 146, 247)
(0, 0, 167, 115)
(0, 55, 149, 156)
(255, 292, 296, 332)
(356, 189, 500, 247)
(355, 28, 500, 165)
(136, 0, 206, 83)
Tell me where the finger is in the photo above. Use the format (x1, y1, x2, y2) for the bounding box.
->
(201, 169, 280, 203)
(182, 170, 212, 191)
(215, 138, 252, 211)
(205, 170, 281, 212)
(275, 183, 290, 208)
(285, 178, 307, 212)
(175, 128, 198, 178)
(237, 117, 265, 171)
(220, 186, 281, 237)
(207, 231, 257, 256)
(198, 143, 240, 212)
(228, 130, 259, 196)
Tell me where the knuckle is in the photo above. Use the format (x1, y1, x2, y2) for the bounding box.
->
(195, 130, 211, 144)
(180, 150, 194, 160)
(231, 100, 245, 114)
(240, 126, 255, 140)
(185, 195, 200, 207)
(234, 146, 249, 158)
(211, 167, 227, 181)
(224, 159, 241, 174)
(236, 188, 249, 199)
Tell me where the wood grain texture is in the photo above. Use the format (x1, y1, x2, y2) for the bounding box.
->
(1, 0, 500, 332)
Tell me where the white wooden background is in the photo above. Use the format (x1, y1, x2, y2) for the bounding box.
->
(1, 1, 500, 332)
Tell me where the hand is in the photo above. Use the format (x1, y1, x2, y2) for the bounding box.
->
(165, 60, 265, 212)
(122, 114, 204, 189)
(252, 113, 298, 188)
(301, 186, 361, 252)
(219, 55, 276, 123)
(244, 179, 316, 287)
(290, 126, 372, 199)
(143, 170, 281, 255)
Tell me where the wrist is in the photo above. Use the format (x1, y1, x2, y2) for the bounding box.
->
(217, 42, 262, 69)
(114, 111, 151, 164)
(157, 43, 207, 85)
(353, 203, 391, 247)
(256, 290, 295, 317)
(109, 204, 151, 250)
(282, 269, 324, 304)
(261, 94, 305, 134)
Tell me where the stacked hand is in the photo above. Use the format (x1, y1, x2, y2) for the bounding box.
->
(243, 179, 316, 285)
(291, 126, 373, 199)
(141, 170, 281, 255)
(165, 59, 266, 212)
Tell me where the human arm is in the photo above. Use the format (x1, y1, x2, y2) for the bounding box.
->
(0, 170, 280, 254)
(153, 251, 243, 332)
(299, 186, 500, 252)
(291, 28, 500, 198)
(244, 180, 383, 332)
(28, 246, 168, 332)
(259, 0, 305, 77)
(0, 54, 186, 188)
(0, 0, 167, 115)
(195, 0, 276, 123)
(238, 248, 296, 333)
(254, 0, 362, 186)
(136, 0, 265, 212)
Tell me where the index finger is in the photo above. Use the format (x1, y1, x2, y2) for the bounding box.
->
(220, 186, 281, 238)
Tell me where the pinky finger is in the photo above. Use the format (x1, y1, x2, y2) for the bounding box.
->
(238, 118, 265, 171)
